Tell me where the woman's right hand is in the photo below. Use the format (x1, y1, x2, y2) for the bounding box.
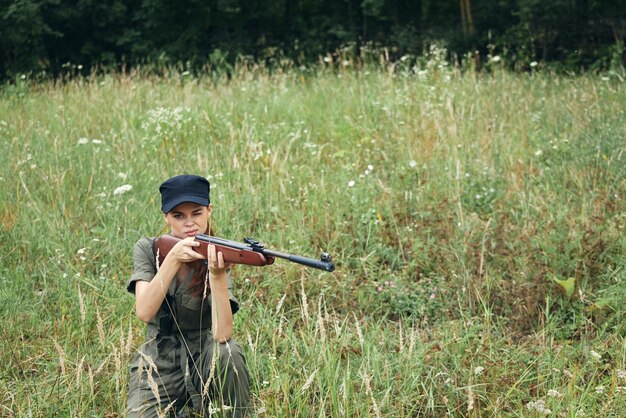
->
(167, 237, 206, 264)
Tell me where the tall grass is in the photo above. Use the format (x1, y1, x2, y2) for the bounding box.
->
(0, 58, 624, 416)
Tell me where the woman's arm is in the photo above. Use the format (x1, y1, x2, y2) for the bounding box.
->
(134, 237, 204, 323)
(207, 244, 234, 342)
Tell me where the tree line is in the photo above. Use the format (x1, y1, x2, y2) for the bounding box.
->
(1, 0, 625, 79)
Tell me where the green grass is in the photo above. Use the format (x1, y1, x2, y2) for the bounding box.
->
(1, 61, 625, 417)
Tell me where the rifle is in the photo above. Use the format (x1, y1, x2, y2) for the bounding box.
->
(155, 234, 335, 272)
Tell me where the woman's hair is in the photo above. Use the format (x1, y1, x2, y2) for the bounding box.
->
(188, 261, 209, 298)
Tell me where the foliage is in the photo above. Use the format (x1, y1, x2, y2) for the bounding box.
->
(1, 0, 626, 79)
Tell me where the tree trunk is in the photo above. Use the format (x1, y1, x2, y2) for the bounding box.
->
(460, 0, 474, 36)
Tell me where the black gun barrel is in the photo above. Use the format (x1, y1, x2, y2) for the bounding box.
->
(195, 234, 335, 272)
(263, 249, 335, 272)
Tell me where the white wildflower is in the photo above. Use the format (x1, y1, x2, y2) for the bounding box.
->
(474, 366, 485, 376)
(347, 180, 355, 187)
(595, 386, 605, 394)
(535, 149, 543, 157)
(409, 160, 417, 168)
(491, 55, 501, 63)
(77, 138, 89, 145)
(113, 184, 132, 196)
(530, 61, 538, 68)
(526, 399, 551, 415)
(590, 350, 602, 361)
(91, 139, 102, 144)
(547, 389, 562, 398)
(141, 106, 190, 145)
(616, 370, 626, 380)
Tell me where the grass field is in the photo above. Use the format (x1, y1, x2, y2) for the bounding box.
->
(1, 59, 625, 417)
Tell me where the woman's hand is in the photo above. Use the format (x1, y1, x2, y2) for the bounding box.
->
(167, 237, 206, 264)
(207, 244, 232, 276)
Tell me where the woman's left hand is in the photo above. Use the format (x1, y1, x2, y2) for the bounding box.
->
(207, 244, 232, 276)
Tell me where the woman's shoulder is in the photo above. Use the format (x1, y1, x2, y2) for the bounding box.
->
(134, 236, 156, 247)
(128, 237, 158, 292)
(133, 236, 157, 249)
(132, 237, 157, 260)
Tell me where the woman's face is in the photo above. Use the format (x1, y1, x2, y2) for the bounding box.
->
(163, 202, 212, 239)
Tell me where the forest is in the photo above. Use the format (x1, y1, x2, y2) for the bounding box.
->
(2, 0, 625, 79)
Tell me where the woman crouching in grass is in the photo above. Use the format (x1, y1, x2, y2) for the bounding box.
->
(126, 174, 250, 417)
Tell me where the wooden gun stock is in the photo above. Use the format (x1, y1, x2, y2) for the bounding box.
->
(155, 235, 274, 267)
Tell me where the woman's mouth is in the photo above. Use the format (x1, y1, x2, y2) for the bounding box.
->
(185, 230, 198, 237)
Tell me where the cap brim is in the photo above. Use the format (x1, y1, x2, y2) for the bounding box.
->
(162, 195, 209, 213)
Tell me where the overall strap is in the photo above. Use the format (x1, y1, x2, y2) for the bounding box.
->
(152, 238, 177, 335)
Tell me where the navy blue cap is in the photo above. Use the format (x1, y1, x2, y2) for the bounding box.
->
(160, 174, 210, 213)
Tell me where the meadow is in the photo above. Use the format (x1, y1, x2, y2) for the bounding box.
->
(0, 56, 625, 417)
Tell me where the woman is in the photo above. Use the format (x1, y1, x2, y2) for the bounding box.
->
(126, 174, 250, 417)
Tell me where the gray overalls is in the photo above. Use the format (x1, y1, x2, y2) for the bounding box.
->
(126, 238, 250, 417)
